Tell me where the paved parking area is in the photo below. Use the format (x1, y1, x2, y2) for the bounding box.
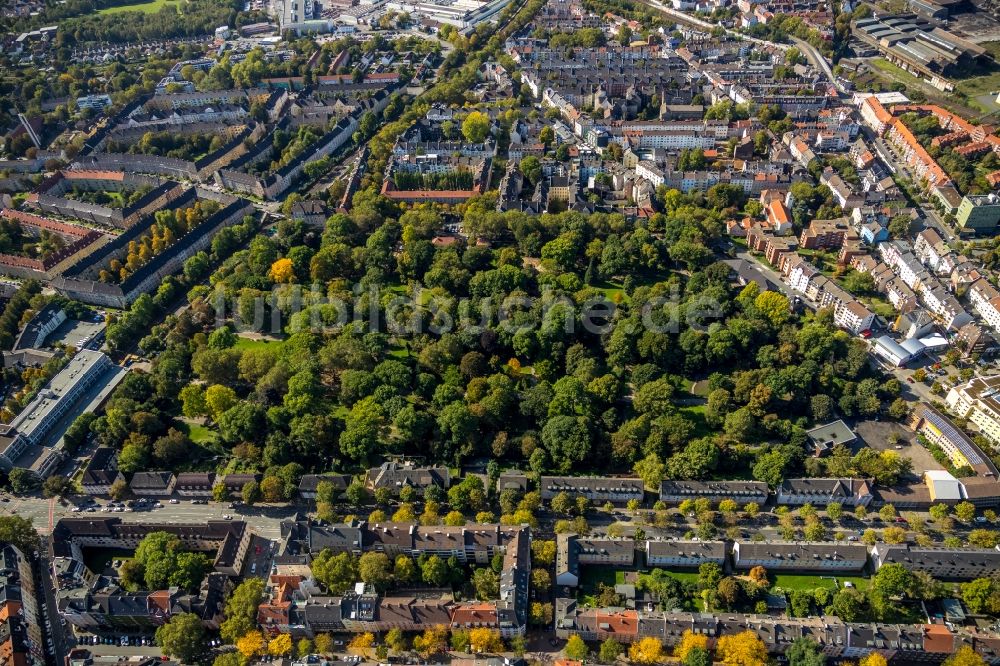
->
(855, 419, 944, 473)
(48, 318, 105, 349)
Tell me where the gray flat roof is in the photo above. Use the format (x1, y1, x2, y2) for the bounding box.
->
(805, 420, 856, 446)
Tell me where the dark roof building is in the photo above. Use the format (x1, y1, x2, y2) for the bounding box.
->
(81, 447, 123, 495)
(129, 471, 175, 497)
(659, 480, 769, 503)
(733, 541, 868, 572)
(540, 476, 644, 503)
(298, 473, 352, 499)
(871, 544, 1000, 580)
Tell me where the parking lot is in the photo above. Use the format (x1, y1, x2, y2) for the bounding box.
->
(855, 419, 945, 473)
(48, 317, 105, 350)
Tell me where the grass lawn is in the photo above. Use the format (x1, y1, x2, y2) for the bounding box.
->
(772, 574, 838, 591)
(233, 335, 285, 352)
(679, 404, 711, 439)
(592, 280, 626, 302)
(387, 345, 413, 360)
(182, 421, 218, 445)
(580, 567, 625, 590)
(98, 0, 178, 13)
(771, 574, 868, 591)
(867, 58, 987, 114)
(662, 570, 699, 585)
(862, 296, 895, 320)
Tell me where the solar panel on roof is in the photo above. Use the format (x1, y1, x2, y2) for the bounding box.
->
(923, 409, 984, 465)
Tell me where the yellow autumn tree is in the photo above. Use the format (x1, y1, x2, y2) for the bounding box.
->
(944, 646, 986, 666)
(629, 636, 665, 664)
(469, 627, 504, 654)
(859, 654, 888, 666)
(268, 633, 293, 656)
(413, 624, 449, 658)
(269, 257, 295, 283)
(349, 632, 375, 657)
(237, 631, 266, 658)
(716, 630, 768, 666)
(674, 630, 708, 661)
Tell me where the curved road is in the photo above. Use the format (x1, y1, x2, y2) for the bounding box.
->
(634, 0, 844, 94)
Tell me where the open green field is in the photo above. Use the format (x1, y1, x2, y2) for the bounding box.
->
(679, 404, 711, 439)
(771, 574, 868, 591)
(662, 570, 700, 585)
(98, 0, 178, 14)
(179, 420, 218, 446)
(580, 567, 626, 590)
(867, 58, 991, 116)
(233, 335, 286, 352)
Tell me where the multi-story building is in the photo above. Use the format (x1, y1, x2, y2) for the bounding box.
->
(956, 193, 1000, 235)
(732, 542, 868, 572)
(539, 476, 644, 504)
(556, 534, 636, 587)
(833, 300, 875, 336)
(777, 478, 874, 507)
(0, 350, 124, 479)
(364, 462, 450, 491)
(799, 217, 857, 250)
(871, 544, 1000, 580)
(174, 472, 215, 497)
(80, 447, 124, 495)
(659, 480, 769, 504)
(968, 279, 1000, 332)
(946, 377, 1000, 448)
(0, 544, 44, 665)
(129, 471, 176, 497)
(644, 540, 726, 568)
(911, 403, 999, 476)
(554, 599, 983, 663)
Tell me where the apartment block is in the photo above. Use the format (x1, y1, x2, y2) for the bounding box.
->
(946, 377, 1000, 447)
(777, 478, 874, 507)
(871, 544, 1000, 580)
(539, 476, 644, 504)
(732, 541, 868, 572)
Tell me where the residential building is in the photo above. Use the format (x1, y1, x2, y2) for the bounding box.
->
(539, 476, 644, 504)
(644, 540, 726, 568)
(129, 471, 176, 497)
(80, 447, 123, 496)
(871, 544, 1000, 580)
(556, 534, 636, 587)
(776, 478, 874, 507)
(732, 541, 868, 572)
(364, 462, 450, 491)
(174, 472, 215, 497)
(911, 403, 999, 476)
(956, 194, 1000, 234)
(298, 473, 352, 500)
(659, 480, 769, 504)
(946, 376, 1000, 448)
(0, 544, 44, 665)
(833, 300, 875, 336)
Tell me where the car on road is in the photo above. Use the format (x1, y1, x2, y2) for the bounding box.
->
(169, 499, 179, 504)
(223, 514, 232, 520)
